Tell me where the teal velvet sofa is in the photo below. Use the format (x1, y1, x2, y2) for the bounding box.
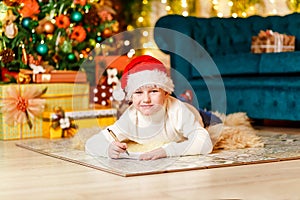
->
(154, 13, 300, 121)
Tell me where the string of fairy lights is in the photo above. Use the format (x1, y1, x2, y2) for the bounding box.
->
(122, 0, 195, 58)
(162, 0, 190, 17)
(86, 0, 191, 58)
(124, 0, 298, 58)
(211, 0, 282, 18)
(59, 0, 300, 60)
(131, 0, 298, 23)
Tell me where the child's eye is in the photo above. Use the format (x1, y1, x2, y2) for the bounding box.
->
(150, 89, 159, 93)
(134, 91, 143, 94)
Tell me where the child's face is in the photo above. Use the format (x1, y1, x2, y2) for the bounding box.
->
(131, 86, 168, 116)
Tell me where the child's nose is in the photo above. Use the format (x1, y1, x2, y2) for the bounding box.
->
(142, 92, 151, 102)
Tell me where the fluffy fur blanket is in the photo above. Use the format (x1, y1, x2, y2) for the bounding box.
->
(212, 112, 264, 151)
(71, 112, 264, 152)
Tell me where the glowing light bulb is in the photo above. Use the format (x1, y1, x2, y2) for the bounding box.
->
(138, 17, 144, 23)
(142, 31, 149, 37)
(217, 12, 223, 18)
(212, 0, 219, 5)
(182, 11, 189, 16)
(124, 40, 130, 46)
(181, 0, 187, 8)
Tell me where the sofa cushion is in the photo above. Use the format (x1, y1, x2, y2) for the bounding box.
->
(191, 53, 261, 78)
(192, 17, 253, 56)
(189, 76, 300, 120)
(213, 53, 261, 76)
(259, 51, 300, 74)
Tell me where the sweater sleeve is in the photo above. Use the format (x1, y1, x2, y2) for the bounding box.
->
(162, 99, 213, 157)
(162, 128, 213, 157)
(85, 129, 112, 157)
(85, 108, 133, 157)
(85, 126, 129, 158)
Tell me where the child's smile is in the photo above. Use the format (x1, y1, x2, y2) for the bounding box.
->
(132, 86, 167, 116)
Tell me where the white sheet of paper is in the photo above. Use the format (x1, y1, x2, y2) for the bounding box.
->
(119, 152, 142, 160)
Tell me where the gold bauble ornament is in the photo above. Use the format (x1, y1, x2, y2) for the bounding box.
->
(4, 22, 18, 39)
(35, 17, 48, 34)
(112, 21, 119, 33)
(102, 28, 112, 38)
(43, 21, 55, 34)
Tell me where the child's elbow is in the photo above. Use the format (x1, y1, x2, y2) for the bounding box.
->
(84, 137, 93, 154)
(84, 133, 110, 157)
(201, 135, 213, 155)
(84, 135, 101, 156)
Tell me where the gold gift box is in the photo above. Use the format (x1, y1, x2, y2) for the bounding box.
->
(251, 30, 295, 53)
(0, 83, 90, 112)
(43, 109, 117, 139)
(0, 113, 43, 140)
(0, 83, 90, 140)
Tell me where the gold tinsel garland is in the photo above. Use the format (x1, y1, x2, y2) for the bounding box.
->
(287, 0, 300, 12)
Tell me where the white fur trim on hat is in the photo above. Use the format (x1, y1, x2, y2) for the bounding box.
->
(125, 69, 174, 99)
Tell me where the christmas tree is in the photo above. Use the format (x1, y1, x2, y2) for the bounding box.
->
(0, 0, 125, 82)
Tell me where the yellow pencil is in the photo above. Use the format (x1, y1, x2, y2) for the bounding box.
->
(107, 128, 130, 156)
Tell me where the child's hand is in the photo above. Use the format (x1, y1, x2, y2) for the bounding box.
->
(108, 141, 128, 159)
(139, 147, 167, 160)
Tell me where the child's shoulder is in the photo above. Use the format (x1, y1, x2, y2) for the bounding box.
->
(168, 96, 183, 106)
(168, 96, 191, 110)
(168, 96, 200, 116)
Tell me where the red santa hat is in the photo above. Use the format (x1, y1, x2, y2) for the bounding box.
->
(112, 55, 174, 101)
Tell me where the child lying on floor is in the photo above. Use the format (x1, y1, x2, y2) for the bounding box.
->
(85, 55, 222, 160)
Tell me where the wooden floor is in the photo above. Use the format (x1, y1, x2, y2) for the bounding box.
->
(1, 126, 300, 199)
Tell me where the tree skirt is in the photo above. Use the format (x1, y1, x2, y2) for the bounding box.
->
(16, 129, 300, 177)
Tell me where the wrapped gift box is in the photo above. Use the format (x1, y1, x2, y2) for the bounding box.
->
(34, 71, 87, 83)
(251, 30, 295, 53)
(43, 108, 117, 139)
(0, 83, 90, 140)
(0, 113, 43, 140)
(92, 56, 135, 107)
(14, 83, 90, 112)
(19, 70, 87, 83)
(94, 56, 135, 84)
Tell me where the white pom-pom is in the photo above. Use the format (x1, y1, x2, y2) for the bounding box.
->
(112, 88, 125, 101)
(112, 82, 125, 101)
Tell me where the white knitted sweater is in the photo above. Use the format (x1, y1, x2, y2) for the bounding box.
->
(85, 96, 213, 158)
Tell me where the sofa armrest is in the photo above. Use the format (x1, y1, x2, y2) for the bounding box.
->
(155, 15, 223, 80)
(154, 15, 193, 54)
(154, 15, 194, 80)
